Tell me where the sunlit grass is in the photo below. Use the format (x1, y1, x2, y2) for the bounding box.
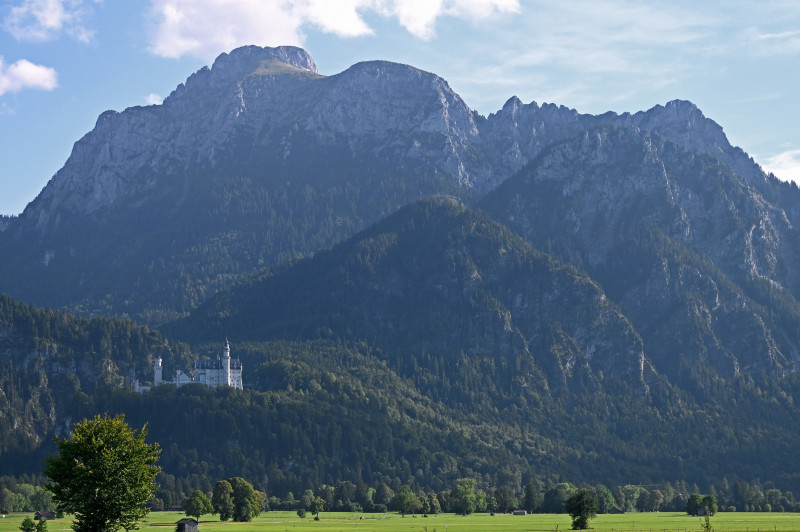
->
(3, 510, 800, 531)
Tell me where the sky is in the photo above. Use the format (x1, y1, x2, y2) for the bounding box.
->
(1, 1, 799, 216)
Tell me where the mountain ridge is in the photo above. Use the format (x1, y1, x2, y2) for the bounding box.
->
(166, 197, 658, 397)
(5, 44, 800, 497)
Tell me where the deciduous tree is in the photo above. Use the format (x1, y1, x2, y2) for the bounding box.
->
(565, 488, 598, 530)
(702, 494, 718, 516)
(228, 477, 262, 522)
(184, 490, 213, 521)
(43, 413, 160, 532)
(393, 485, 421, 516)
(523, 481, 541, 513)
(495, 485, 518, 513)
(686, 493, 704, 516)
(452, 478, 477, 515)
(212, 480, 234, 521)
(309, 495, 325, 519)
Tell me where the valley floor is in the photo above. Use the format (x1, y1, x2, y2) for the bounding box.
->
(4, 511, 800, 531)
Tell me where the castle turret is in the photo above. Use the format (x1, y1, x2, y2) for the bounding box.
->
(154, 357, 163, 386)
(223, 338, 231, 386)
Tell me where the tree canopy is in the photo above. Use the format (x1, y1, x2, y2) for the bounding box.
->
(184, 490, 213, 521)
(211, 480, 234, 521)
(565, 488, 598, 530)
(229, 477, 263, 522)
(43, 413, 160, 532)
(452, 478, 477, 515)
(212, 478, 262, 522)
(393, 485, 421, 516)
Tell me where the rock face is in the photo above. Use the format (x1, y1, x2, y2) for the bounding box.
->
(2, 44, 800, 393)
(480, 125, 800, 381)
(29, 46, 319, 224)
(21, 46, 769, 234)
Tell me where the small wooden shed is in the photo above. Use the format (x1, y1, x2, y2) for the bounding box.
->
(176, 517, 199, 532)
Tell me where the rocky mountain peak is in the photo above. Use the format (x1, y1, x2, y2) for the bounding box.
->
(167, 45, 318, 102)
(215, 44, 318, 75)
(634, 99, 723, 142)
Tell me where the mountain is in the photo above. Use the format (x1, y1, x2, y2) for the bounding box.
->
(7, 203, 800, 495)
(0, 46, 487, 323)
(4, 45, 794, 326)
(167, 197, 658, 398)
(159, 198, 800, 491)
(5, 44, 800, 497)
(479, 125, 800, 386)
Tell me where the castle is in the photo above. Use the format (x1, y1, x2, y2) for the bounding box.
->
(134, 339, 243, 392)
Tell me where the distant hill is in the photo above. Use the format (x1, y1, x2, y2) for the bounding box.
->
(167, 197, 657, 398)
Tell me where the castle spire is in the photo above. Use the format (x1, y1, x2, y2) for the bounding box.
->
(223, 337, 231, 386)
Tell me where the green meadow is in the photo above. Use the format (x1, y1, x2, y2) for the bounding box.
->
(4, 511, 800, 531)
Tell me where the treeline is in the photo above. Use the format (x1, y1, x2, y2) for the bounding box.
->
(3, 470, 795, 518)
(0, 475, 54, 513)
(151, 476, 800, 517)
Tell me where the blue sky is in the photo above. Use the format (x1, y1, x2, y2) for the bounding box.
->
(1, 0, 799, 215)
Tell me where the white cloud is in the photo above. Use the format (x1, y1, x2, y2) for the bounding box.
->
(301, 0, 375, 37)
(146, 93, 163, 105)
(382, 0, 444, 40)
(147, 0, 307, 60)
(762, 149, 800, 185)
(146, 0, 519, 60)
(745, 27, 800, 55)
(3, 0, 96, 42)
(0, 57, 58, 96)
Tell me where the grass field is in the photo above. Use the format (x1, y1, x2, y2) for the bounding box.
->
(3, 511, 800, 531)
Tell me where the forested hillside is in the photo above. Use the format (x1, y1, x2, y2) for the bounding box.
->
(166, 199, 800, 492)
(3, 45, 800, 508)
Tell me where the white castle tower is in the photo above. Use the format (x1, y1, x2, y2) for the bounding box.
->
(222, 338, 231, 386)
(154, 357, 163, 386)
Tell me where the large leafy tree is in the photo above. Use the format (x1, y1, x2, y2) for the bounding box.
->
(309, 496, 325, 519)
(43, 413, 161, 532)
(452, 478, 477, 515)
(494, 485, 518, 513)
(702, 494, 718, 516)
(393, 485, 421, 516)
(565, 489, 598, 530)
(685, 493, 704, 516)
(229, 477, 263, 522)
(211, 480, 234, 521)
(594, 484, 616, 513)
(211, 478, 262, 522)
(184, 490, 213, 521)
